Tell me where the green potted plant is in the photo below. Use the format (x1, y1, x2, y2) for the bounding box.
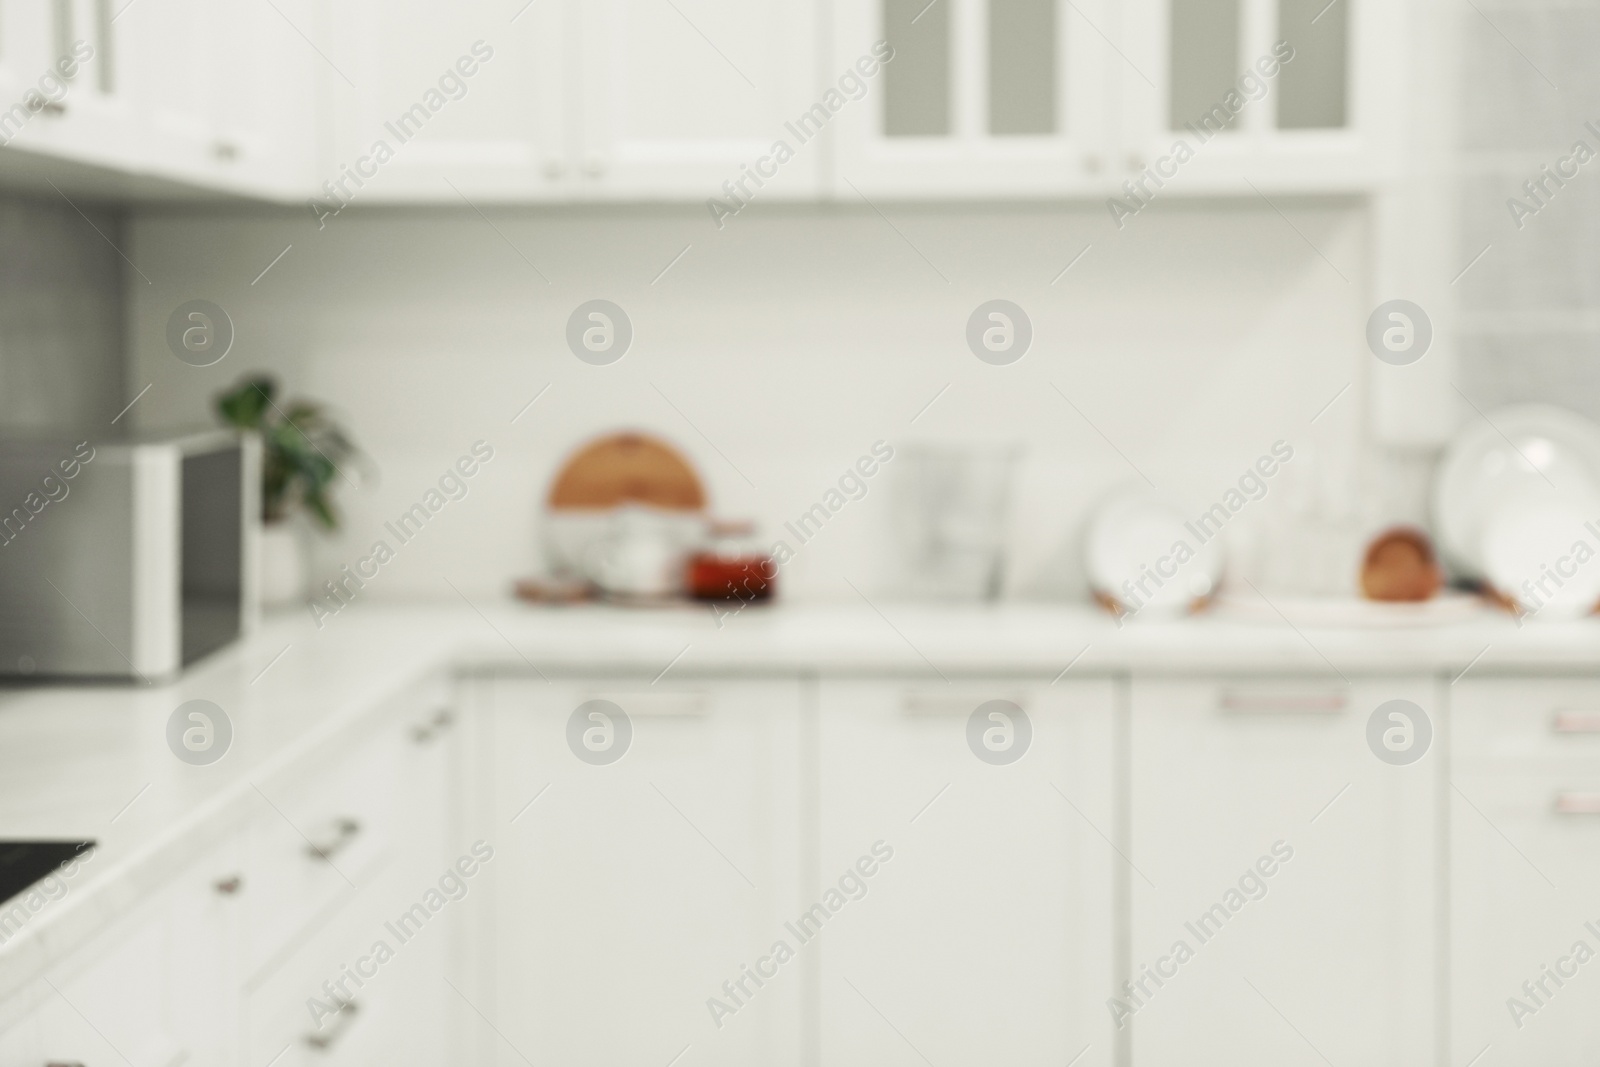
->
(216, 375, 358, 606)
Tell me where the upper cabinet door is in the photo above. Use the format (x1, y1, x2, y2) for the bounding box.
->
(329, 0, 566, 201)
(831, 0, 1111, 197)
(574, 0, 820, 200)
(1116, 0, 1392, 193)
(0, 0, 139, 174)
(204, 0, 320, 198)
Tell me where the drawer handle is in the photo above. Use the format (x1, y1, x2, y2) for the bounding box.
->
(1552, 711, 1600, 734)
(411, 707, 455, 743)
(306, 817, 361, 862)
(304, 999, 359, 1050)
(1218, 689, 1347, 714)
(1555, 792, 1600, 815)
(213, 875, 243, 895)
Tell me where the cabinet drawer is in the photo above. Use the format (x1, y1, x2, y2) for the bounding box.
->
(1454, 677, 1600, 772)
(243, 898, 379, 1067)
(242, 723, 405, 978)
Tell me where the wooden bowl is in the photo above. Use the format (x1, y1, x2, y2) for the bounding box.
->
(1360, 527, 1444, 602)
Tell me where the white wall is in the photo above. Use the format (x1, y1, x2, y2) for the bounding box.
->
(126, 199, 1372, 602)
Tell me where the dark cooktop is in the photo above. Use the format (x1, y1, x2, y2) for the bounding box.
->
(0, 841, 93, 905)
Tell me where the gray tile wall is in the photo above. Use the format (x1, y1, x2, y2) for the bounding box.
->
(1457, 3, 1600, 421)
(0, 194, 125, 431)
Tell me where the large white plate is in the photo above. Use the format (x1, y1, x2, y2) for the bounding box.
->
(1084, 488, 1223, 616)
(1481, 496, 1600, 619)
(1432, 404, 1600, 575)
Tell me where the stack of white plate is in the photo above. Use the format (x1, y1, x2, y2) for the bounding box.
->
(1433, 404, 1600, 620)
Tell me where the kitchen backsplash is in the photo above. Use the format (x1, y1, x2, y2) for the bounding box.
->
(126, 200, 1383, 602)
(0, 194, 125, 432)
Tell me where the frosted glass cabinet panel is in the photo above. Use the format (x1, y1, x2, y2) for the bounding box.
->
(883, 0, 952, 136)
(988, 0, 1057, 135)
(1276, 0, 1349, 129)
(1116, 0, 1381, 192)
(882, 0, 1062, 139)
(1167, 0, 1241, 132)
(835, 0, 1110, 195)
(1165, 0, 1348, 134)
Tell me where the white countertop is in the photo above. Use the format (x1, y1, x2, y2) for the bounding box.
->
(2, 596, 1599, 1000)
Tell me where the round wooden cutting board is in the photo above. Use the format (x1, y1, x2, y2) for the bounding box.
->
(547, 432, 706, 511)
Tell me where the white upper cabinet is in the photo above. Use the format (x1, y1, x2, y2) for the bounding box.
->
(0, 1, 135, 174)
(0, 0, 1402, 201)
(832, 0, 1112, 197)
(832, 0, 1395, 199)
(1116, 0, 1396, 192)
(202, 0, 321, 197)
(0, 0, 318, 197)
(112, 0, 219, 179)
(327, 0, 819, 203)
(328, 0, 566, 202)
(575, 0, 820, 200)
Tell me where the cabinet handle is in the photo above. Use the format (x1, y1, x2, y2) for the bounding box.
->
(901, 694, 1023, 717)
(306, 817, 361, 862)
(1217, 688, 1347, 714)
(587, 693, 708, 717)
(583, 152, 606, 178)
(213, 875, 243, 895)
(1552, 711, 1600, 734)
(1555, 792, 1600, 815)
(304, 999, 359, 1050)
(212, 139, 239, 162)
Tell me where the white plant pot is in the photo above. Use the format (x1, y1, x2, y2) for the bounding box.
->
(259, 522, 308, 607)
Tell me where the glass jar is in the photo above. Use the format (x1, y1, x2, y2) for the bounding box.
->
(686, 520, 775, 602)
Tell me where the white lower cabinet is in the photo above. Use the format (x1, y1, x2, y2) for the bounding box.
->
(1128, 676, 1438, 1067)
(1451, 677, 1600, 1067)
(239, 677, 462, 1067)
(0, 674, 458, 1067)
(19, 663, 1592, 1067)
(818, 677, 1116, 1067)
(0, 837, 242, 1067)
(482, 674, 805, 1067)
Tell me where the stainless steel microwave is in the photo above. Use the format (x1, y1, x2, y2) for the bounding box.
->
(0, 430, 259, 681)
